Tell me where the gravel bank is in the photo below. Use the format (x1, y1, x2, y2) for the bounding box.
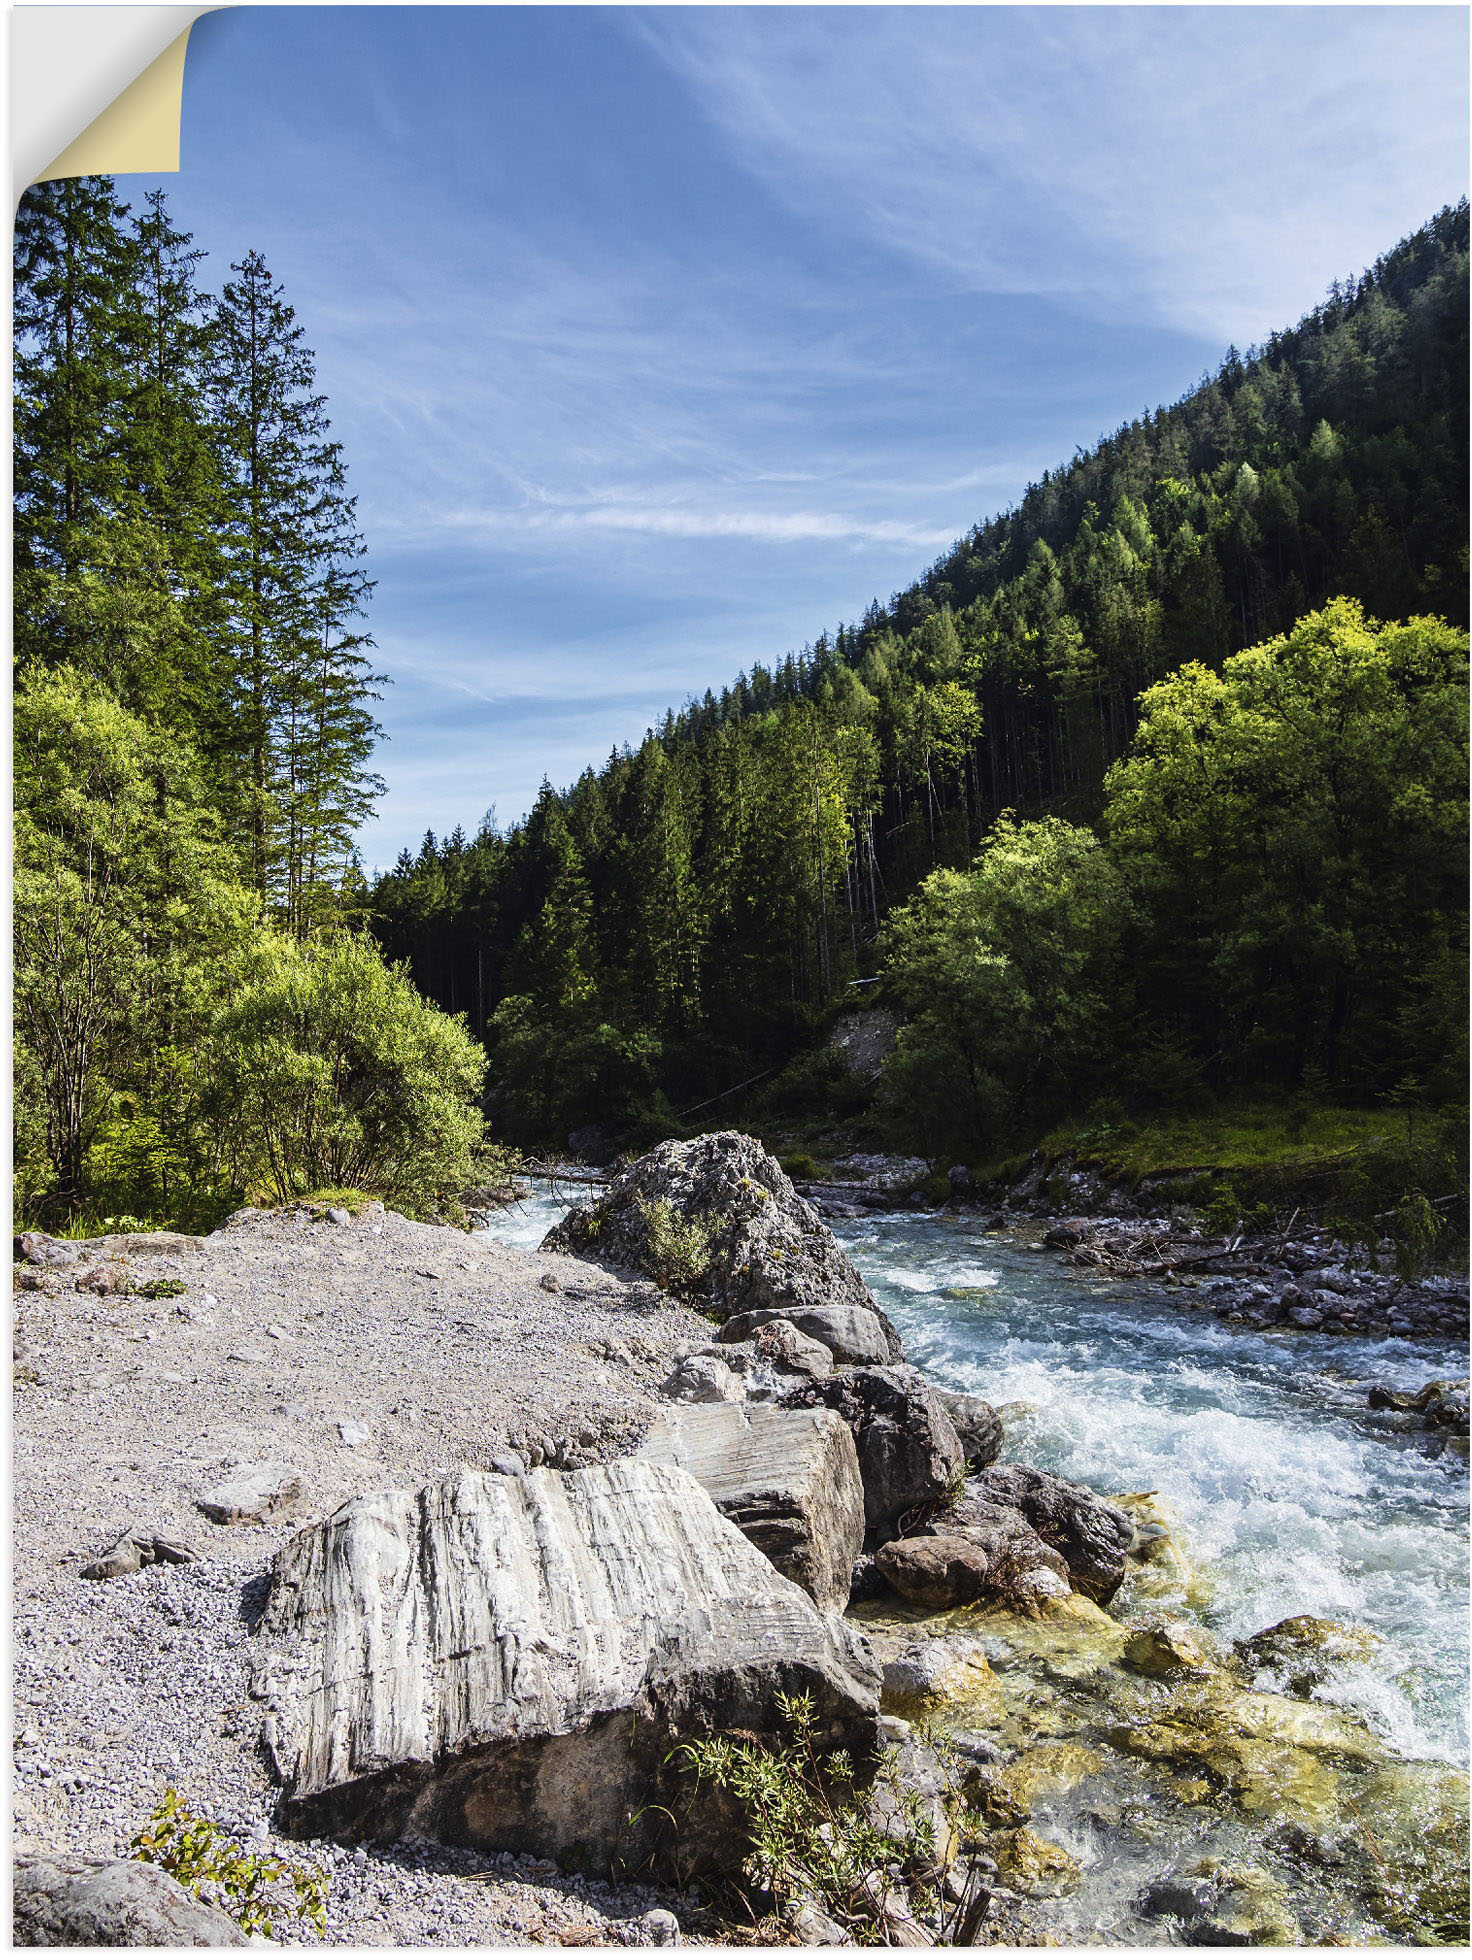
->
(12, 1202, 716, 1945)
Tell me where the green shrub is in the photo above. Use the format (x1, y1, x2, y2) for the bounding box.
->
(131, 1789, 327, 1939)
(636, 1196, 715, 1292)
(200, 933, 488, 1215)
(780, 1153, 821, 1182)
(675, 1692, 988, 1941)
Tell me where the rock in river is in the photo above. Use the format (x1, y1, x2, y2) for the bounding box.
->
(255, 1461, 881, 1876)
(542, 1131, 902, 1349)
(972, 1462, 1135, 1603)
(786, 1365, 966, 1528)
(637, 1401, 865, 1612)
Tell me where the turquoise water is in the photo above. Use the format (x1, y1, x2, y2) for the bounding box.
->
(482, 1189, 1469, 1768)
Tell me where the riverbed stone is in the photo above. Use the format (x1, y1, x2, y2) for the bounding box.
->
(785, 1365, 966, 1527)
(917, 1490, 1072, 1607)
(660, 1352, 746, 1403)
(255, 1461, 881, 1875)
(718, 1301, 892, 1366)
(875, 1534, 994, 1608)
(933, 1390, 1004, 1470)
(1235, 1614, 1382, 1695)
(542, 1132, 902, 1345)
(13, 1855, 249, 1945)
(972, 1463, 1135, 1603)
(636, 1402, 865, 1612)
(1121, 1619, 1223, 1680)
(879, 1637, 1007, 1726)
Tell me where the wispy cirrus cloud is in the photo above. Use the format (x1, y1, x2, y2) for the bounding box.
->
(634, 5, 1468, 343)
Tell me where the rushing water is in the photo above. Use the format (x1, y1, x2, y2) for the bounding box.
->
(482, 1188, 1468, 1771)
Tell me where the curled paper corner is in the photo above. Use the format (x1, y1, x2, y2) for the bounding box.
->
(13, 4, 222, 198)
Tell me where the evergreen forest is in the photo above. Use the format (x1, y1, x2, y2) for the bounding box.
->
(12, 184, 1470, 1244)
(371, 205, 1468, 1214)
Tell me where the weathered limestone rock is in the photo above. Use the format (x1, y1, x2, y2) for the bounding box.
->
(719, 1302, 893, 1366)
(12, 1855, 249, 1945)
(933, 1390, 1004, 1470)
(972, 1463, 1135, 1603)
(659, 1352, 745, 1404)
(786, 1366, 965, 1528)
(542, 1132, 901, 1347)
(255, 1462, 881, 1874)
(80, 1527, 200, 1581)
(637, 1403, 865, 1612)
(917, 1491, 1072, 1607)
(875, 1535, 993, 1608)
(197, 1462, 301, 1524)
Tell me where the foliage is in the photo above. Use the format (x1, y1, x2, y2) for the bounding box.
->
(12, 667, 259, 1221)
(636, 1196, 716, 1292)
(675, 1692, 934, 1940)
(1104, 600, 1468, 1098)
(199, 932, 488, 1212)
(130, 1789, 328, 1939)
(372, 206, 1468, 1152)
(881, 815, 1128, 1158)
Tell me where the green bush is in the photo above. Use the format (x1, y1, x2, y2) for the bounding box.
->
(131, 1789, 327, 1939)
(636, 1196, 715, 1292)
(200, 933, 488, 1214)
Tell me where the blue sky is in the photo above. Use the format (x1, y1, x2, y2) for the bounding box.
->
(115, 4, 1468, 870)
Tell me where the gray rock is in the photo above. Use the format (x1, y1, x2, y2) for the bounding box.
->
(637, 1402, 865, 1612)
(337, 1420, 372, 1448)
(730, 1317, 834, 1380)
(80, 1528, 200, 1581)
(971, 1463, 1134, 1604)
(918, 1494, 1074, 1610)
(543, 1131, 895, 1335)
(13, 1854, 249, 1945)
(786, 1366, 965, 1528)
(719, 1301, 894, 1366)
(255, 1461, 881, 1876)
(934, 1390, 1004, 1470)
(660, 1352, 745, 1404)
(197, 1461, 301, 1524)
(875, 1535, 994, 1607)
(326, 1207, 353, 1227)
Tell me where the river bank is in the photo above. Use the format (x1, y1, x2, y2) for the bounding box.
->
(13, 1154, 1468, 1946)
(11, 1203, 714, 1945)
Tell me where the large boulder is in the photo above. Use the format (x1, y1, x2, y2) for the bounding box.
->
(915, 1491, 1072, 1608)
(255, 1462, 880, 1877)
(719, 1302, 893, 1367)
(542, 1132, 902, 1350)
(13, 1855, 249, 1945)
(971, 1463, 1135, 1604)
(787, 1366, 965, 1528)
(637, 1403, 865, 1612)
(934, 1390, 1004, 1470)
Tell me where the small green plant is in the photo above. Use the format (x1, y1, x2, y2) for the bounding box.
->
(1199, 1179, 1243, 1236)
(675, 1691, 950, 1941)
(136, 1278, 187, 1299)
(636, 1196, 715, 1292)
(131, 1789, 328, 1939)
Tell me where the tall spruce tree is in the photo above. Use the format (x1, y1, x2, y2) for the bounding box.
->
(209, 249, 383, 929)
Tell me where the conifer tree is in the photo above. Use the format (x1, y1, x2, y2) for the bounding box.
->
(209, 249, 383, 928)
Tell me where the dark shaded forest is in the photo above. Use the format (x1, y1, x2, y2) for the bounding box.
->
(371, 205, 1469, 1161)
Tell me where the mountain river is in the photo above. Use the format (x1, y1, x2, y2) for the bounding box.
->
(480, 1184, 1468, 1938)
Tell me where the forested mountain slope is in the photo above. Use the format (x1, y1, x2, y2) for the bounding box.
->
(375, 205, 1468, 1154)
